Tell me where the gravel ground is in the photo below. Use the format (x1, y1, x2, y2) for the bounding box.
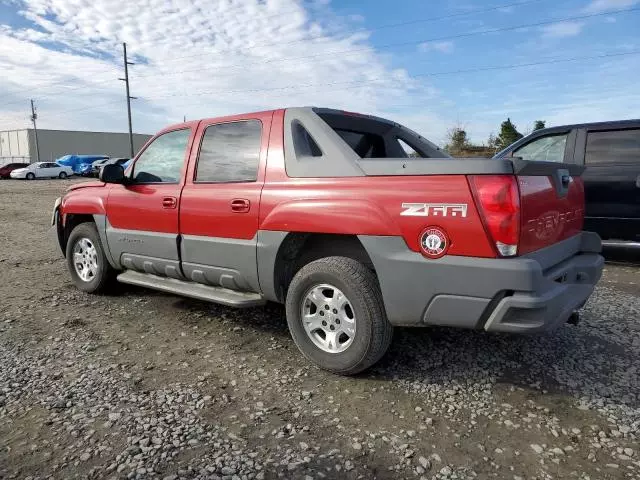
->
(1, 179, 639, 480)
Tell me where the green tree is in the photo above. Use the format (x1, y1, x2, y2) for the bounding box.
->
(445, 127, 469, 153)
(497, 118, 523, 149)
(487, 133, 500, 150)
(533, 120, 546, 131)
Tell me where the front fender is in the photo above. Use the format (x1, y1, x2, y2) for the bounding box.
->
(260, 199, 401, 235)
(60, 187, 108, 218)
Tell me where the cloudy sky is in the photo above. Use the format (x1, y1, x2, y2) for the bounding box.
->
(0, 0, 639, 145)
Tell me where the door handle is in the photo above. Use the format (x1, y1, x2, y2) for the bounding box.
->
(162, 196, 177, 209)
(231, 198, 250, 213)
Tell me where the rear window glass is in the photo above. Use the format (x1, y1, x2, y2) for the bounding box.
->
(334, 129, 387, 158)
(398, 138, 421, 158)
(316, 110, 444, 159)
(292, 121, 322, 157)
(586, 129, 640, 165)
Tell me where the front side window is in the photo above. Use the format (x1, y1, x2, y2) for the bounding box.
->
(195, 120, 262, 183)
(132, 129, 190, 183)
(514, 133, 569, 163)
(586, 129, 640, 165)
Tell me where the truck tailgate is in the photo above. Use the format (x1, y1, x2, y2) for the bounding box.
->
(514, 160, 586, 255)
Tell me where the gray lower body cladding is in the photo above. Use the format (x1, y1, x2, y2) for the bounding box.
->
(56, 207, 604, 332)
(359, 232, 604, 332)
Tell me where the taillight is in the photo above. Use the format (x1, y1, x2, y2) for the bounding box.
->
(469, 175, 520, 257)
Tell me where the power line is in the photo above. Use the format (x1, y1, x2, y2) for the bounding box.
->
(17, 48, 640, 127)
(2, 6, 638, 114)
(132, 7, 640, 81)
(4, 2, 638, 110)
(153, 0, 547, 65)
(7, 1, 633, 107)
(0, 0, 316, 99)
(140, 50, 640, 101)
(0, 0, 548, 103)
(28, 67, 639, 129)
(46, 99, 123, 118)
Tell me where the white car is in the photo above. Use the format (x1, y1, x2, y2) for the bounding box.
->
(10, 162, 74, 180)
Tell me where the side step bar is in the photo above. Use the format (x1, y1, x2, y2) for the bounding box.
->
(117, 271, 266, 308)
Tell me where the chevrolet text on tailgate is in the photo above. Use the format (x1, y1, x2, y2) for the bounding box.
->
(51, 107, 605, 374)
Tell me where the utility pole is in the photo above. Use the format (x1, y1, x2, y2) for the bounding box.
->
(30, 99, 41, 163)
(119, 43, 137, 158)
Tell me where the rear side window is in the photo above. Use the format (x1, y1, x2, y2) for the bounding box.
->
(335, 129, 387, 158)
(586, 129, 640, 165)
(292, 121, 322, 157)
(397, 138, 422, 158)
(514, 133, 568, 163)
(195, 120, 262, 183)
(133, 129, 190, 183)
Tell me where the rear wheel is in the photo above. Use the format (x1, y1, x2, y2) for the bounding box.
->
(59, 171, 68, 179)
(66, 222, 115, 293)
(26, 172, 35, 180)
(285, 256, 393, 375)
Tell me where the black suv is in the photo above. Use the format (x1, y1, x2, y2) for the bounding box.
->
(495, 120, 640, 245)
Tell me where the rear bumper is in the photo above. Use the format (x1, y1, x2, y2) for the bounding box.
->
(482, 250, 602, 332)
(359, 232, 604, 332)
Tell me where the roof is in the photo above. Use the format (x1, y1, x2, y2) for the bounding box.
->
(532, 118, 640, 134)
(156, 106, 413, 135)
(158, 108, 284, 134)
(495, 118, 640, 157)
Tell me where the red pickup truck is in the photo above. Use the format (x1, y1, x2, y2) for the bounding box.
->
(52, 107, 604, 374)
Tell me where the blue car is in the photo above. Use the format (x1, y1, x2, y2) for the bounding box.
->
(55, 155, 109, 176)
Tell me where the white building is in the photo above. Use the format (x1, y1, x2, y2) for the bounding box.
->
(0, 128, 151, 165)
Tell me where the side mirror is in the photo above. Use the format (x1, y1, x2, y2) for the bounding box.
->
(99, 164, 125, 184)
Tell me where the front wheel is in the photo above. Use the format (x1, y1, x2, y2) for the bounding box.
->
(26, 172, 35, 180)
(285, 256, 393, 375)
(66, 222, 115, 293)
(59, 171, 68, 179)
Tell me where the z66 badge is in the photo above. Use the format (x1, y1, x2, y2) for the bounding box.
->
(419, 227, 449, 259)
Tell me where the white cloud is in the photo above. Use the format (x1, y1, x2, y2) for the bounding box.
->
(418, 41, 455, 54)
(540, 21, 585, 38)
(583, 0, 640, 13)
(0, 0, 436, 136)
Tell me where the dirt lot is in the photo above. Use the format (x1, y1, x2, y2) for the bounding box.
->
(1, 179, 639, 480)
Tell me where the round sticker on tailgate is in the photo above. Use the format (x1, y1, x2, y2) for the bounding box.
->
(420, 227, 449, 258)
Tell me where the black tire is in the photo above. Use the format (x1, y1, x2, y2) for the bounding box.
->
(285, 256, 393, 375)
(59, 171, 68, 179)
(66, 222, 115, 293)
(26, 172, 35, 180)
